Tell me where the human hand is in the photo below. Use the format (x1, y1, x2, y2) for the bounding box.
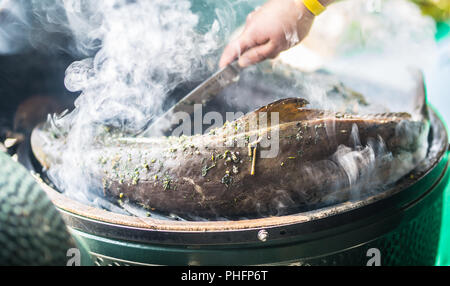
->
(219, 0, 317, 68)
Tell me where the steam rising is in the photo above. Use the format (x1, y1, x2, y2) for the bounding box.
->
(0, 0, 30, 54)
(31, 0, 252, 205)
(63, 1, 220, 132)
(26, 0, 265, 208)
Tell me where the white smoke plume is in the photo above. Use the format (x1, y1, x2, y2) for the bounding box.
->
(24, 0, 263, 205)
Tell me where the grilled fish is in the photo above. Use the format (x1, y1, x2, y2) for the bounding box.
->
(32, 97, 429, 219)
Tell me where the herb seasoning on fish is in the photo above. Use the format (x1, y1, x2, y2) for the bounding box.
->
(32, 97, 429, 219)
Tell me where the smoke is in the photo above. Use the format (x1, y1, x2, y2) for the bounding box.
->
(23, 0, 263, 206)
(63, 1, 219, 132)
(279, 0, 438, 111)
(0, 0, 31, 54)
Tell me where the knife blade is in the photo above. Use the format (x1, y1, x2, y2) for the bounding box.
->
(142, 61, 242, 136)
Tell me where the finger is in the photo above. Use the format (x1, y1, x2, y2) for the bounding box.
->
(219, 40, 239, 68)
(246, 11, 256, 24)
(219, 34, 253, 68)
(238, 41, 275, 68)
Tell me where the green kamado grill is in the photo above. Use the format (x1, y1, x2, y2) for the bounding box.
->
(24, 103, 447, 266)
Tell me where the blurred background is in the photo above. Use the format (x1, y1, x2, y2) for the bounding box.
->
(411, 0, 449, 266)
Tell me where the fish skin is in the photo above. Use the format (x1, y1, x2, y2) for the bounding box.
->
(31, 98, 429, 219)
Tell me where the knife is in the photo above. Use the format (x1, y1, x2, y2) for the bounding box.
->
(141, 61, 242, 136)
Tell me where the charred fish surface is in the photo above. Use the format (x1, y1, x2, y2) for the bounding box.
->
(31, 98, 429, 219)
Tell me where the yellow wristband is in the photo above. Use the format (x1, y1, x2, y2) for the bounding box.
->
(296, 0, 326, 16)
